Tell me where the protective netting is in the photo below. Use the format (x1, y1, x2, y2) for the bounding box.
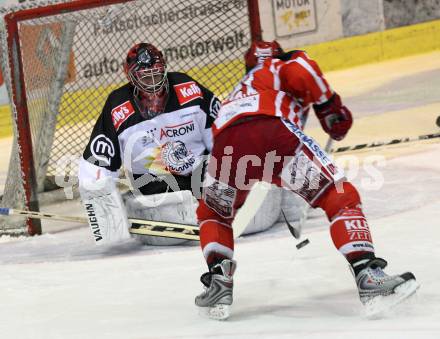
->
(0, 0, 252, 234)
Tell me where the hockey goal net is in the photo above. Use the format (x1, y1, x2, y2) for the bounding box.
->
(0, 0, 261, 235)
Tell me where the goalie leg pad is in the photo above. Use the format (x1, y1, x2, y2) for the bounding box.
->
(79, 176, 131, 245)
(277, 188, 306, 223)
(124, 190, 197, 246)
(241, 183, 282, 235)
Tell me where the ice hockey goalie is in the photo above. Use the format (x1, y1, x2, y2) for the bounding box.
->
(78, 43, 282, 245)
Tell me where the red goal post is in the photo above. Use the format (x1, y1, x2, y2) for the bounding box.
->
(0, 0, 262, 236)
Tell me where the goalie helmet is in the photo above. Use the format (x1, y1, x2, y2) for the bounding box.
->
(124, 43, 169, 118)
(244, 40, 284, 72)
(124, 43, 168, 94)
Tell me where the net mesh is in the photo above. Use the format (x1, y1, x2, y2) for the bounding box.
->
(0, 0, 252, 234)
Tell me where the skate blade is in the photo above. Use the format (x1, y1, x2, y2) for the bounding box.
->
(364, 279, 420, 319)
(198, 304, 231, 320)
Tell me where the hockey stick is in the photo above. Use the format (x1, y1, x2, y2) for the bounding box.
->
(281, 137, 334, 248)
(0, 208, 199, 241)
(232, 181, 272, 238)
(331, 132, 440, 154)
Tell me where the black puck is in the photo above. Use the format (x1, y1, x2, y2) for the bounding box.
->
(436, 116, 440, 128)
(296, 238, 310, 250)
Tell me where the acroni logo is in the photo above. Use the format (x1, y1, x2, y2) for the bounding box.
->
(160, 120, 194, 140)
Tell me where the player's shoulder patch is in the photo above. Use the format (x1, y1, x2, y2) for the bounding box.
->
(173, 80, 203, 106)
(111, 100, 135, 131)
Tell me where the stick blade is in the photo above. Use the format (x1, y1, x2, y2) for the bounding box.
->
(281, 210, 300, 239)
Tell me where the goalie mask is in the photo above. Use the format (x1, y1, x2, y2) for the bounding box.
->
(124, 43, 168, 118)
(244, 40, 284, 72)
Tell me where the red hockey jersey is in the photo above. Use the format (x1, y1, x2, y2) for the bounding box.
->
(213, 50, 333, 136)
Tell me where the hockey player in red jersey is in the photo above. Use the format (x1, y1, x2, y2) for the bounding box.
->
(194, 41, 419, 319)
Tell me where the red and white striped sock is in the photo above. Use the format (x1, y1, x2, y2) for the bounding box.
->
(199, 219, 234, 268)
(330, 208, 375, 262)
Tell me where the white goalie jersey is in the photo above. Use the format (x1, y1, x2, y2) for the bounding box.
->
(79, 72, 219, 195)
(78, 72, 219, 245)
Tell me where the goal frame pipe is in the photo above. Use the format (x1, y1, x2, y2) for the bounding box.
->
(247, 0, 262, 42)
(4, 12, 41, 235)
(2, 0, 137, 236)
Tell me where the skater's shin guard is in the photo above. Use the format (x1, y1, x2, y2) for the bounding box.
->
(330, 208, 375, 262)
(199, 219, 234, 268)
(318, 182, 361, 220)
(318, 182, 375, 262)
(197, 199, 234, 267)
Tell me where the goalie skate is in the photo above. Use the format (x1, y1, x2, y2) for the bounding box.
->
(195, 259, 236, 320)
(355, 258, 419, 318)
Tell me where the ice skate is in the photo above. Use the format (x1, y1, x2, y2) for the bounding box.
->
(354, 258, 419, 318)
(195, 259, 236, 320)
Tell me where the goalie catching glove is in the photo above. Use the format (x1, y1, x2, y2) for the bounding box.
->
(314, 93, 353, 141)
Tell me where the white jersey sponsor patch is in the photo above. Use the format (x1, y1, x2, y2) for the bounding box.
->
(174, 81, 203, 105)
(215, 94, 260, 129)
(118, 107, 207, 176)
(203, 174, 237, 218)
(111, 100, 135, 131)
(280, 150, 332, 204)
(90, 134, 115, 166)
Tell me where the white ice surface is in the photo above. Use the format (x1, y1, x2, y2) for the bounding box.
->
(0, 142, 439, 339)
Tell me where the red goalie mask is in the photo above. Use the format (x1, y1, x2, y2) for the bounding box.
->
(124, 43, 168, 94)
(124, 43, 169, 118)
(244, 40, 284, 72)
